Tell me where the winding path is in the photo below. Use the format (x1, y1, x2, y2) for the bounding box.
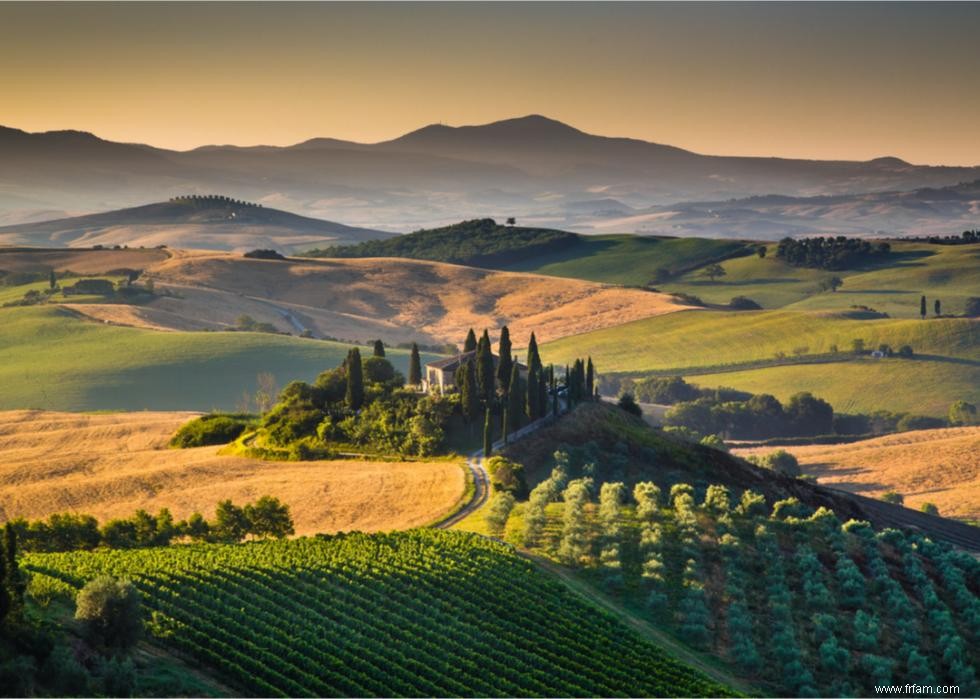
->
(435, 452, 489, 529)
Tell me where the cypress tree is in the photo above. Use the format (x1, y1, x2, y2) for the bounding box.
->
(460, 359, 479, 422)
(0, 538, 8, 625)
(497, 326, 513, 393)
(934, 299, 941, 316)
(538, 372, 548, 417)
(920, 295, 927, 319)
(49, 269, 56, 290)
(586, 357, 595, 400)
(477, 330, 495, 403)
(408, 343, 422, 386)
(526, 366, 540, 420)
(527, 332, 543, 375)
(372, 339, 385, 357)
(483, 407, 493, 457)
(463, 328, 478, 353)
(345, 348, 364, 410)
(507, 362, 524, 430)
(502, 408, 510, 445)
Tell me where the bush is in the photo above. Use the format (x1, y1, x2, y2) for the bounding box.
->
(74, 577, 142, 654)
(920, 502, 940, 516)
(617, 393, 643, 417)
(485, 456, 528, 497)
(880, 491, 905, 505)
(896, 414, 946, 432)
(965, 297, 980, 318)
(729, 296, 762, 310)
(749, 449, 801, 477)
(898, 345, 914, 358)
(170, 414, 251, 447)
(948, 400, 977, 426)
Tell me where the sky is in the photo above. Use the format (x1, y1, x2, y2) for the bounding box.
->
(1, 2, 978, 165)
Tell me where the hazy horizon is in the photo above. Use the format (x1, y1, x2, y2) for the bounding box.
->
(2, 2, 979, 165)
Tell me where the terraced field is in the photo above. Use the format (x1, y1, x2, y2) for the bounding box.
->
(24, 531, 735, 697)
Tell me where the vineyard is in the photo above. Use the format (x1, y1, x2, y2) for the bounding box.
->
(487, 470, 980, 697)
(23, 529, 733, 698)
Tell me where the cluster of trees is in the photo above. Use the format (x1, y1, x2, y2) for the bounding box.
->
(776, 236, 891, 270)
(664, 389, 835, 439)
(243, 249, 286, 260)
(307, 218, 579, 267)
(170, 194, 262, 208)
(6, 496, 294, 553)
(170, 413, 253, 447)
(258, 344, 453, 457)
(234, 314, 279, 333)
(455, 327, 594, 456)
(901, 230, 978, 245)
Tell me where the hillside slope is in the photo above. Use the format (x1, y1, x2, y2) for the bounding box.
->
(23, 530, 736, 697)
(0, 196, 393, 253)
(90, 250, 693, 345)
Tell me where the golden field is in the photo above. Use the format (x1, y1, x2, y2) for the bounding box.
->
(0, 410, 465, 535)
(733, 426, 980, 520)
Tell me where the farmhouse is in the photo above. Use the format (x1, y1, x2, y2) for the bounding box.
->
(423, 351, 526, 393)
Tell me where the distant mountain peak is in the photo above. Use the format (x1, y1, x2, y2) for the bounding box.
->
(389, 114, 587, 146)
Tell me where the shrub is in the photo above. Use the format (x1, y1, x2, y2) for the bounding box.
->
(948, 400, 977, 426)
(485, 456, 528, 498)
(617, 392, 643, 417)
(750, 449, 801, 477)
(896, 414, 946, 432)
(880, 491, 905, 506)
(170, 414, 251, 448)
(965, 297, 980, 317)
(920, 502, 940, 516)
(898, 345, 914, 358)
(74, 577, 142, 654)
(729, 296, 762, 310)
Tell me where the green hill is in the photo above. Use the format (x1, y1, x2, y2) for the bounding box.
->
(541, 310, 978, 416)
(686, 359, 980, 416)
(501, 234, 752, 286)
(0, 306, 431, 412)
(305, 218, 579, 267)
(542, 309, 978, 372)
(23, 530, 734, 697)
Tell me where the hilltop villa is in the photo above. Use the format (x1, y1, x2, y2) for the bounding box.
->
(423, 351, 527, 394)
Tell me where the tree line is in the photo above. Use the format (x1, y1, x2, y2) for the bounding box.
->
(3, 496, 294, 553)
(776, 236, 891, 270)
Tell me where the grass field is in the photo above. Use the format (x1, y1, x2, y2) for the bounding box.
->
(0, 410, 465, 534)
(686, 358, 979, 416)
(0, 306, 433, 411)
(503, 234, 750, 286)
(733, 426, 980, 521)
(644, 242, 980, 314)
(23, 531, 735, 697)
(542, 308, 978, 373)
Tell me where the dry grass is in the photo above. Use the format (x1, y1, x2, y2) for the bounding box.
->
(69, 250, 690, 345)
(0, 410, 465, 535)
(733, 427, 980, 520)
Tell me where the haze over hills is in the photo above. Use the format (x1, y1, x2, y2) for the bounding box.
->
(0, 195, 394, 253)
(2, 116, 979, 234)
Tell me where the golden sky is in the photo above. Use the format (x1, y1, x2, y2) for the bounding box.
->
(2, 2, 978, 165)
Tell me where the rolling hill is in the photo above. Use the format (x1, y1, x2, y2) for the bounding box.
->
(4, 116, 979, 233)
(0, 195, 393, 253)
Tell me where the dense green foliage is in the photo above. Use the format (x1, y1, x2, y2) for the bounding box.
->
(776, 237, 892, 270)
(492, 465, 980, 697)
(252, 354, 455, 458)
(306, 219, 579, 267)
(7, 497, 294, 553)
(170, 413, 254, 447)
(23, 530, 734, 697)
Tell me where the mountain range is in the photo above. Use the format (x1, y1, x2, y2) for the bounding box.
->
(2, 115, 978, 236)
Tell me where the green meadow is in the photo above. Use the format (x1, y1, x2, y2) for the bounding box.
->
(0, 306, 429, 412)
